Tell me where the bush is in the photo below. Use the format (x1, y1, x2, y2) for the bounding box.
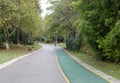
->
(66, 37, 82, 51)
(101, 20, 120, 62)
(57, 35, 64, 42)
(45, 38, 51, 43)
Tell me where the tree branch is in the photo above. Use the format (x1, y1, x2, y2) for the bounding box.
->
(52, 2, 76, 33)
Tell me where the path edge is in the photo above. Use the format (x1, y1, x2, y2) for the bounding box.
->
(55, 47, 70, 83)
(0, 47, 44, 70)
(64, 49, 120, 83)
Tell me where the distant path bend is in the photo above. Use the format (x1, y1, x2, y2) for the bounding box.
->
(0, 44, 67, 83)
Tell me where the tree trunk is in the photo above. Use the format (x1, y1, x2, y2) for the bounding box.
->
(17, 27, 20, 46)
(5, 39, 9, 49)
(3, 28, 10, 49)
(2, 0, 10, 49)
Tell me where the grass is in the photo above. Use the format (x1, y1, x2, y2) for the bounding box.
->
(72, 51, 120, 80)
(0, 44, 42, 64)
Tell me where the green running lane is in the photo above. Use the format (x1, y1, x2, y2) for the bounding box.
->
(56, 48, 109, 83)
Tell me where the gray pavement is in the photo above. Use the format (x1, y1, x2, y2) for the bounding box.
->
(0, 44, 67, 83)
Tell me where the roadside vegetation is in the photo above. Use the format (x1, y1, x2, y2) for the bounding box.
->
(0, 44, 42, 64)
(74, 52, 120, 80)
(42, 0, 120, 79)
(58, 43, 120, 79)
(0, 0, 41, 49)
(0, 0, 120, 80)
(42, 1, 120, 62)
(0, 0, 42, 63)
(42, 0, 120, 78)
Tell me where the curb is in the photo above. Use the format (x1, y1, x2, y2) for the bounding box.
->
(0, 53, 30, 70)
(0, 48, 43, 70)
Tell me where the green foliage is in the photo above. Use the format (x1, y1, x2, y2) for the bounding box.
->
(0, 0, 41, 49)
(101, 20, 120, 62)
(44, 0, 79, 50)
(66, 38, 74, 50)
(0, 28, 4, 43)
(57, 35, 64, 42)
(43, 0, 120, 63)
(72, 0, 120, 62)
(66, 36, 82, 51)
(45, 36, 52, 43)
(10, 29, 34, 45)
(105, 18, 113, 27)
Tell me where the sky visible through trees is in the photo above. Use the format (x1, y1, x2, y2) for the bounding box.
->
(40, 0, 52, 19)
(0, 0, 120, 63)
(42, 0, 120, 63)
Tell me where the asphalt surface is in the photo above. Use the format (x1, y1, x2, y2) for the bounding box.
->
(0, 44, 67, 83)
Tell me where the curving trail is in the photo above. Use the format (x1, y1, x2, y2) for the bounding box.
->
(57, 47, 110, 83)
(0, 44, 67, 83)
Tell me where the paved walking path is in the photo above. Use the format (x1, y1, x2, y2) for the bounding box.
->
(0, 44, 67, 83)
(56, 47, 110, 83)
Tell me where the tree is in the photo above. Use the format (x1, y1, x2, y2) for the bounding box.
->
(44, 0, 120, 62)
(43, 0, 80, 48)
(72, 0, 120, 62)
(0, 0, 41, 49)
(0, 0, 17, 49)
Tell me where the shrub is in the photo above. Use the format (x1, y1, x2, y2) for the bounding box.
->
(102, 20, 120, 62)
(66, 36, 82, 51)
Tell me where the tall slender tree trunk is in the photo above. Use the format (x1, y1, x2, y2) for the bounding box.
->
(5, 38, 9, 49)
(3, 28, 10, 49)
(17, 27, 20, 46)
(16, 0, 21, 47)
